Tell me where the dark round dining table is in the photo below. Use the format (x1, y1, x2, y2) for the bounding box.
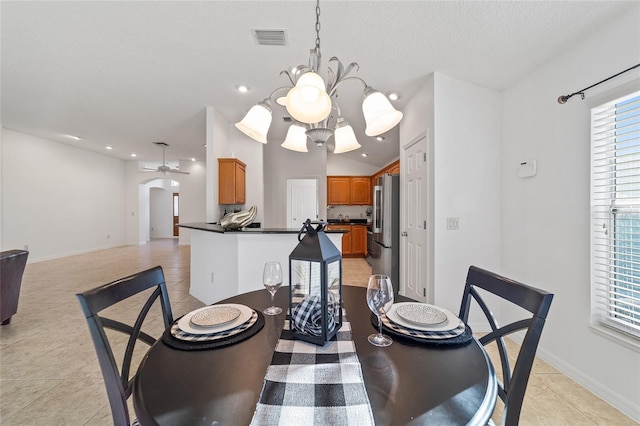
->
(133, 286, 496, 425)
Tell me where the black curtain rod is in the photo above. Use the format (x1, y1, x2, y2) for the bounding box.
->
(557, 63, 640, 104)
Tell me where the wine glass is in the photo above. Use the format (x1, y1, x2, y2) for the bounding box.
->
(366, 274, 394, 347)
(263, 261, 283, 315)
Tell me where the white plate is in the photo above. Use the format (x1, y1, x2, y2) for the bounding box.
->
(190, 306, 241, 327)
(386, 302, 461, 332)
(178, 304, 253, 335)
(396, 304, 447, 325)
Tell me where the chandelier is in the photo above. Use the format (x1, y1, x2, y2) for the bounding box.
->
(235, 0, 403, 153)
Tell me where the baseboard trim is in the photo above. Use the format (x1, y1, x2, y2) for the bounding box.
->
(467, 325, 639, 422)
(534, 345, 640, 423)
(26, 243, 130, 263)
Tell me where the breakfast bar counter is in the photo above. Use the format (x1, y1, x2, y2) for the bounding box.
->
(179, 223, 344, 305)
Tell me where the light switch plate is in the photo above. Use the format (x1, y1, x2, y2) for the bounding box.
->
(447, 217, 459, 230)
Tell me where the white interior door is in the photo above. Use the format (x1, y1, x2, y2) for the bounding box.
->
(286, 179, 318, 229)
(400, 134, 431, 302)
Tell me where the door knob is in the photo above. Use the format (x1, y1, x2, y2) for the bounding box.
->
(401, 231, 408, 236)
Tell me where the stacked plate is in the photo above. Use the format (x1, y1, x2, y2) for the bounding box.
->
(173, 304, 256, 341)
(383, 302, 465, 340)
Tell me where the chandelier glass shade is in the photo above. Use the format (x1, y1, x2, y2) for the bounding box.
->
(281, 123, 309, 152)
(235, 0, 402, 154)
(363, 89, 404, 137)
(235, 101, 272, 144)
(285, 72, 332, 123)
(333, 117, 361, 154)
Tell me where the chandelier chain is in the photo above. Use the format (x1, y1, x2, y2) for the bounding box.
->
(315, 0, 321, 49)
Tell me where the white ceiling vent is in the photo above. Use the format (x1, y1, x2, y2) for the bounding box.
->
(252, 29, 287, 46)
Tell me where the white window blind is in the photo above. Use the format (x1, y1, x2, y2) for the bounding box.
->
(591, 90, 640, 339)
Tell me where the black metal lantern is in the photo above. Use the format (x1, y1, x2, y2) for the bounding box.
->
(289, 219, 342, 345)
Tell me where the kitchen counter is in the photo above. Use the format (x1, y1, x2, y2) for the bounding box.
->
(179, 223, 343, 304)
(326, 219, 370, 225)
(180, 222, 347, 234)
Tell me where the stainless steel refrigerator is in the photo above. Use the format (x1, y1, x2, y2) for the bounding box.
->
(370, 174, 400, 295)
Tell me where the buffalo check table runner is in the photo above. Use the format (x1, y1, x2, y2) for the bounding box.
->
(250, 315, 374, 426)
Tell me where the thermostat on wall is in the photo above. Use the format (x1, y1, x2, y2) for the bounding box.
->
(517, 160, 537, 178)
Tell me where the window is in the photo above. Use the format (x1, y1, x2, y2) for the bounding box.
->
(591, 90, 640, 339)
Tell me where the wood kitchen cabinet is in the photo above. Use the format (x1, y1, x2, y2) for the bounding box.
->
(327, 177, 351, 205)
(351, 225, 367, 256)
(372, 160, 400, 185)
(387, 161, 400, 174)
(327, 176, 371, 205)
(327, 224, 352, 255)
(326, 224, 367, 257)
(218, 158, 246, 204)
(350, 178, 371, 205)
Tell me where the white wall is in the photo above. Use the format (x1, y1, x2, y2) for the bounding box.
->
(263, 140, 328, 227)
(400, 74, 436, 301)
(176, 160, 207, 245)
(206, 106, 264, 225)
(228, 131, 264, 224)
(433, 73, 502, 310)
(1, 128, 126, 261)
(0, 108, 252, 256)
(150, 187, 169, 238)
(206, 106, 228, 223)
(400, 74, 434, 146)
(5, 124, 206, 250)
(399, 73, 502, 315)
(327, 153, 380, 176)
(125, 160, 206, 245)
(149, 182, 175, 238)
(501, 6, 640, 421)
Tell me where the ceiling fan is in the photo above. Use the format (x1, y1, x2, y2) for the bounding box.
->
(143, 142, 189, 174)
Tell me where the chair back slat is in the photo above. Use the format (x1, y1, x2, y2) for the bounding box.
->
(459, 265, 553, 426)
(120, 286, 164, 387)
(480, 319, 533, 346)
(80, 266, 170, 315)
(76, 266, 173, 426)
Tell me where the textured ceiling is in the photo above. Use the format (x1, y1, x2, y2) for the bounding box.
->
(1, 1, 637, 168)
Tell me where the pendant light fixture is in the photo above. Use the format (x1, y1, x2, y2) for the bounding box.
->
(235, 0, 402, 154)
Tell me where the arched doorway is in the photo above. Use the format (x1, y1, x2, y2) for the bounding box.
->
(138, 177, 180, 243)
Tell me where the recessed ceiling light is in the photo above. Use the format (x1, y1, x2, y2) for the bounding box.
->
(67, 134, 81, 140)
(387, 91, 400, 101)
(130, 153, 137, 157)
(376, 136, 385, 142)
(237, 85, 250, 93)
(361, 153, 368, 157)
(191, 158, 196, 162)
(105, 146, 113, 150)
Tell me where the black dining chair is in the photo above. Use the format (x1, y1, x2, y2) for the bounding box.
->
(76, 266, 173, 426)
(459, 265, 553, 426)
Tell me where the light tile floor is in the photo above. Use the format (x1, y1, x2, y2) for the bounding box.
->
(0, 240, 635, 425)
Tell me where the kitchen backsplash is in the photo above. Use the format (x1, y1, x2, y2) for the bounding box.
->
(326, 205, 372, 222)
